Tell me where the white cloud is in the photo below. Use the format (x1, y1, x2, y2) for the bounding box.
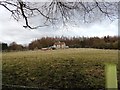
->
(52, 19, 118, 37)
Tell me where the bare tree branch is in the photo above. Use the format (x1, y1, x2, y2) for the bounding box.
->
(0, 0, 118, 29)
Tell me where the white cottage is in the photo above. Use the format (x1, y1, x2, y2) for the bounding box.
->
(53, 41, 66, 49)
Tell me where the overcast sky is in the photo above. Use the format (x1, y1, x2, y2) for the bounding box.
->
(0, 4, 118, 45)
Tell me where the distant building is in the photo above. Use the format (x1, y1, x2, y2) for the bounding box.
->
(52, 41, 69, 49)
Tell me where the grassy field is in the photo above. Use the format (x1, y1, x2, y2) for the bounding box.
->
(2, 48, 119, 89)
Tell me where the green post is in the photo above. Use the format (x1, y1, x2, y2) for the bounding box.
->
(105, 63, 118, 89)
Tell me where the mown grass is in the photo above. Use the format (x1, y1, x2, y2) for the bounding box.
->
(2, 48, 119, 89)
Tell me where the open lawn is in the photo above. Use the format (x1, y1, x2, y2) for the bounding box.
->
(2, 48, 119, 89)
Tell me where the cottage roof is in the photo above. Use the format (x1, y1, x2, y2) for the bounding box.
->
(54, 42, 65, 45)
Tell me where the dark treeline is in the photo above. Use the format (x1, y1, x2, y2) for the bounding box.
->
(0, 42, 27, 51)
(1, 35, 120, 51)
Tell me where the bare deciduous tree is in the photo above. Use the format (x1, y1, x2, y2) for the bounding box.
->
(0, 0, 118, 29)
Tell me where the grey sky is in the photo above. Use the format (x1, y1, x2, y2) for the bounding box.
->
(0, 4, 118, 45)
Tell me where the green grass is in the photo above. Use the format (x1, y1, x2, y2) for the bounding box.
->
(2, 48, 119, 89)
